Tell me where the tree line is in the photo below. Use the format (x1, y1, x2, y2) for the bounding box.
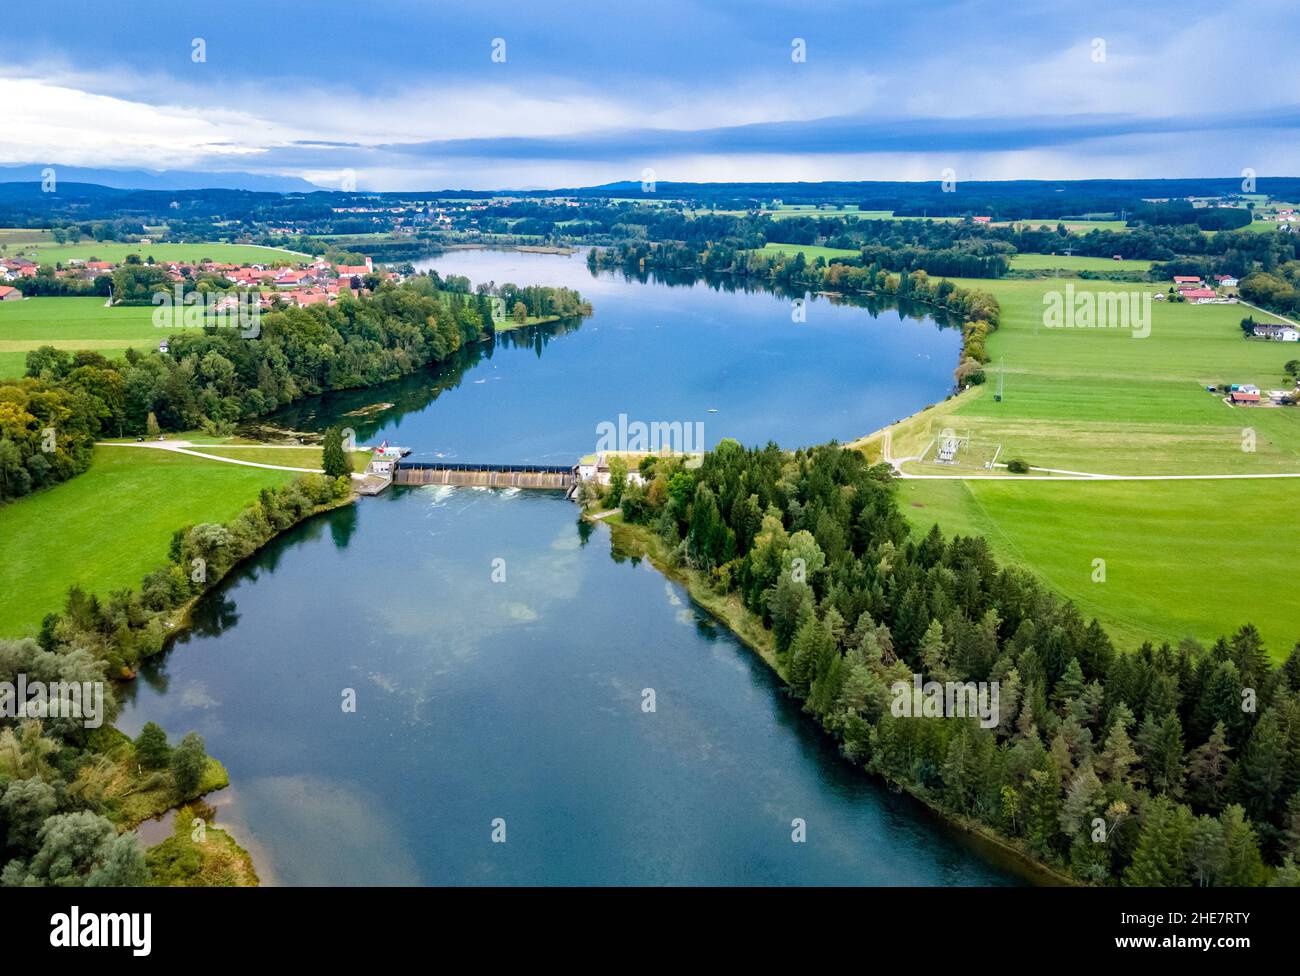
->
(598, 441, 1300, 886)
(0, 276, 589, 503)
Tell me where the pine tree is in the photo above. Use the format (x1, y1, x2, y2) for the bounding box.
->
(1123, 797, 1193, 887)
(1219, 804, 1267, 886)
(322, 426, 350, 480)
(1187, 721, 1232, 810)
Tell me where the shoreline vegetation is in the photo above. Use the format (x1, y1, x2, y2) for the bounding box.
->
(0, 268, 592, 888)
(580, 441, 1300, 888)
(603, 513, 1075, 886)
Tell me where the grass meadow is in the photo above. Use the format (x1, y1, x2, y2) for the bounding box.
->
(0, 297, 173, 379)
(857, 274, 1300, 660)
(0, 446, 299, 637)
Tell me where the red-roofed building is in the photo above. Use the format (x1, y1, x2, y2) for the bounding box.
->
(1173, 275, 1202, 284)
(1230, 390, 1261, 404)
(0, 285, 23, 301)
(1181, 288, 1217, 301)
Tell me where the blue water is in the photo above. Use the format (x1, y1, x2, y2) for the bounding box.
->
(118, 249, 1021, 885)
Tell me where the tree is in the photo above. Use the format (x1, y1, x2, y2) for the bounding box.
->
(512, 300, 527, 324)
(87, 834, 149, 886)
(2, 811, 117, 887)
(1123, 797, 1192, 887)
(0, 778, 59, 850)
(134, 721, 172, 770)
(145, 411, 161, 437)
(170, 731, 208, 797)
(321, 426, 350, 480)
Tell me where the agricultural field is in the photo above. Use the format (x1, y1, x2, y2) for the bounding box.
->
(1009, 253, 1153, 273)
(0, 297, 174, 380)
(0, 446, 298, 637)
(857, 274, 1300, 660)
(866, 277, 1299, 475)
(2, 241, 309, 265)
(896, 477, 1300, 658)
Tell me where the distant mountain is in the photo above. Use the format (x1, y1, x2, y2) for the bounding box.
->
(0, 165, 323, 193)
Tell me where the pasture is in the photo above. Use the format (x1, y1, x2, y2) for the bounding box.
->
(898, 477, 1300, 659)
(0, 446, 297, 637)
(0, 297, 171, 379)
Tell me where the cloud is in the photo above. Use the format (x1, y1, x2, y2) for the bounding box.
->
(1, 0, 1298, 188)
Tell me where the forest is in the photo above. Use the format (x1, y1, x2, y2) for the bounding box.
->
(597, 442, 1300, 887)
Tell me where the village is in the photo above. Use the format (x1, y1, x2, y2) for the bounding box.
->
(0, 253, 403, 309)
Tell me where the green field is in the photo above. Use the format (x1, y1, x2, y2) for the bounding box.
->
(756, 242, 860, 261)
(0, 297, 179, 380)
(857, 274, 1300, 660)
(3, 241, 309, 265)
(870, 277, 1298, 475)
(898, 477, 1300, 657)
(1009, 253, 1153, 273)
(0, 447, 298, 637)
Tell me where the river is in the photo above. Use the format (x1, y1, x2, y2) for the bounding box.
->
(117, 247, 1025, 885)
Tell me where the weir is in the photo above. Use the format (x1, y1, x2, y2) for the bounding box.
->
(393, 461, 577, 490)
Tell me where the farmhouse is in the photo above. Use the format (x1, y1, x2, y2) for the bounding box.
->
(1215, 275, 1240, 287)
(1253, 323, 1300, 341)
(1230, 389, 1261, 404)
(1173, 275, 1202, 285)
(0, 285, 23, 301)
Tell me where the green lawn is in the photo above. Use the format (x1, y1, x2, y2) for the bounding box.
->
(898, 478, 1300, 659)
(11, 242, 309, 265)
(0, 297, 190, 380)
(1009, 253, 1153, 273)
(0, 447, 297, 637)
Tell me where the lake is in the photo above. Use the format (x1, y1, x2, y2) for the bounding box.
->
(119, 248, 1024, 885)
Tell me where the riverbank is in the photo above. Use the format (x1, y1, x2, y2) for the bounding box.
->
(600, 512, 1077, 887)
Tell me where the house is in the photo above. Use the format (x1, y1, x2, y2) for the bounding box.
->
(578, 451, 648, 487)
(972, 215, 991, 223)
(1215, 275, 1240, 287)
(1173, 275, 1202, 285)
(1181, 288, 1217, 302)
(0, 285, 23, 301)
(335, 263, 372, 277)
(1253, 324, 1300, 342)
(1230, 390, 1261, 404)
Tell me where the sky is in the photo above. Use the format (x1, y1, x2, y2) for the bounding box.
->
(4, 0, 1298, 191)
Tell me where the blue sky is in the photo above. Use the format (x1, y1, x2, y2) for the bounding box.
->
(6, 0, 1298, 189)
